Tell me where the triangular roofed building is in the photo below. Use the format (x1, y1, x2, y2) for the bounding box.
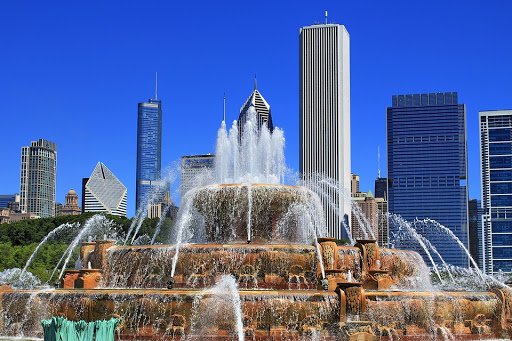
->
(238, 83, 273, 137)
(82, 162, 127, 217)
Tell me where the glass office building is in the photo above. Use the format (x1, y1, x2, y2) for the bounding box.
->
(387, 92, 469, 267)
(180, 154, 215, 200)
(0, 194, 17, 209)
(480, 110, 512, 273)
(20, 139, 57, 218)
(136, 98, 163, 211)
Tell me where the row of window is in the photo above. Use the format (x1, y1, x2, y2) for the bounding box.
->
(391, 135, 461, 144)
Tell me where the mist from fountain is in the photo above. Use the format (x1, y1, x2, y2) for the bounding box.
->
(214, 107, 285, 185)
(0, 268, 43, 290)
(20, 222, 80, 277)
(298, 173, 375, 242)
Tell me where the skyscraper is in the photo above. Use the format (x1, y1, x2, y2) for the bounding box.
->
(374, 177, 389, 248)
(468, 199, 483, 270)
(480, 110, 512, 274)
(20, 139, 57, 218)
(82, 162, 127, 217)
(238, 82, 273, 137)
(374, 178, 388, 200)
(299, 23, 351, 240)
(180, 154, 215, 199)
(387, 92, 469, 267)
(136, 83, 163, 211)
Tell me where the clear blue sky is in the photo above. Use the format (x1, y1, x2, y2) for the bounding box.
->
(1, 1, 511, 217)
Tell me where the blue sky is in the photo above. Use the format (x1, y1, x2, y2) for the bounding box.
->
(1, 1, 511, 217)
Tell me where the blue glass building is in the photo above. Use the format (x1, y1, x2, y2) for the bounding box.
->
(480, 110, 512, 274)
(387, 92, 469, 267)
(0, 194, 17, 208)
(136, 98, 162, 211)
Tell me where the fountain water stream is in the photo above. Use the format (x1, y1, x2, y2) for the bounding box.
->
(388, 214, 444, 283)
(21, 222, 80, 277)
(190, 275, 244, 341)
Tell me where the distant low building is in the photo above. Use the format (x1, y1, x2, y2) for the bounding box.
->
(0, 194, 19, 209)
(352, 191, 379, 241)
(82, 162, 127, 217)
(147, 190, 177, 219)
(56, 189, 82, 216)
(0, 208, 39, 224)
(351, 173, 379, 242)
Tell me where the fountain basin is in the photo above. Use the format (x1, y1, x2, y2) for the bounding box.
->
(0, 288, 339, 339)
(1, 287, 509, 340)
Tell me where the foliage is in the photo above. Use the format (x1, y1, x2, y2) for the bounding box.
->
(0, 213, 174, 283)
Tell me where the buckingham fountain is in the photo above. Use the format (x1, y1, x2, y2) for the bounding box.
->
(1, 107, 512, 340)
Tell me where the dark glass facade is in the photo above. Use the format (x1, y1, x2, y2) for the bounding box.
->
(387, 92, 469, 267)
(0, 194, 16, 209)
(374, 178, 388, 199)
(468, 199, 483, 268)
(136, 99, 162, 210)
(480, 111, 512, 273)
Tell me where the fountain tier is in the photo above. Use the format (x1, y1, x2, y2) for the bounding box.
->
(191, 184, 325, 244)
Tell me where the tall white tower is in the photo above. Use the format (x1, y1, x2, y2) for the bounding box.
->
(299, 23, 351, 239)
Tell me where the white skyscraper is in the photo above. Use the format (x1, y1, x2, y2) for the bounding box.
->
(299, 23, 351, 239)
(82, 162, 127, 217)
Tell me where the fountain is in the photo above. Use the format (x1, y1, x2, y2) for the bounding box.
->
(2, 106, 512, 340)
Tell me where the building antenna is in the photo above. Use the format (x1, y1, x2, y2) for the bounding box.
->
(254, 74, 257, 90)
(223, 93, 226, 122)
(155, 72, 158, 100)
(324, 10, 328, 24)
(377, 145, 381, 178)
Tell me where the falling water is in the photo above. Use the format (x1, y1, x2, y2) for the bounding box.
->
(150, 203, 172, 244)
(126, 170, 176, 244)
(21, 222, 80, 277)
(190, 275, 244, 341)
(388, 214, 444, 283)
(246, 184, 252, 242)
(56, 215, 115, 281)
(390, 215, 455, 284)
(418, 218, 484, 280)
(299, 174, 375, 241)
(169, 189, 198, 277)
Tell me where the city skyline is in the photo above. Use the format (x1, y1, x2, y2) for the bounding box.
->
(0, 2, 511, 217)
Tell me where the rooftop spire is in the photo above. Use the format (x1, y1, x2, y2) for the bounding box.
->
(377, 145, 381, 178)
(254, 74, 257, 91)
(324, 10, 328, 24)
(223, 93, 226, 122)
(154, 72, 158, 100)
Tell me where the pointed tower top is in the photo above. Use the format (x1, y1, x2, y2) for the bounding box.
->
(324, 10, 328, 24)
(154, 72, 158, 100)
(254, 75, 257, 91)
(223, 93, 226, 123)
